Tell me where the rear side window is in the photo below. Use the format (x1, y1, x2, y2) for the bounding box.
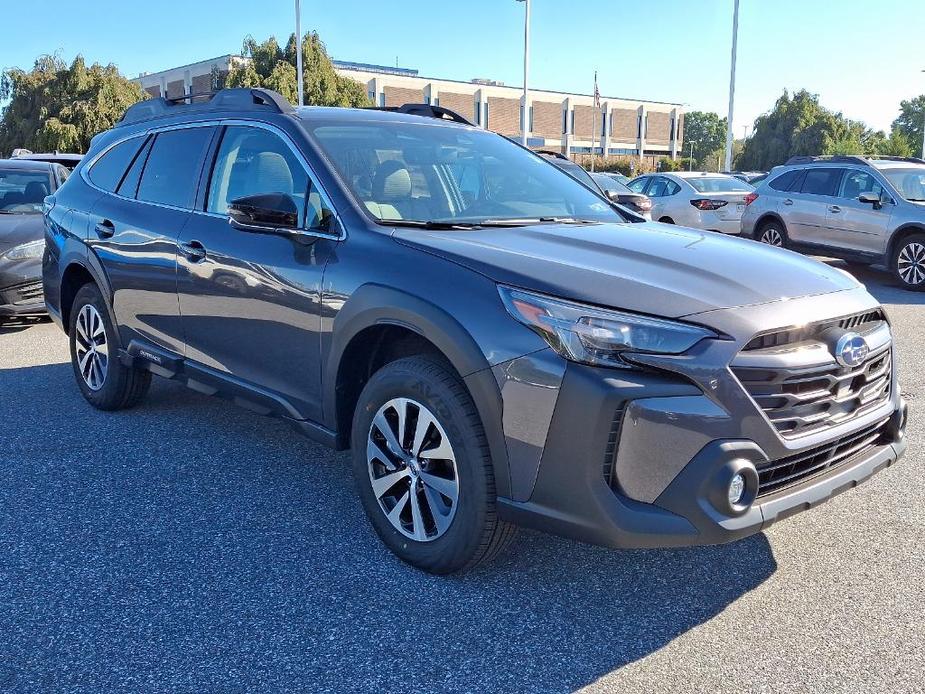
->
(88, 137, 145, 192)
(800, 168, 843, 196)
(136, 127, 214, 209)
(768, 169, 800, 191)
(116, 136, 152, 198)
(627, 177, 648, 193)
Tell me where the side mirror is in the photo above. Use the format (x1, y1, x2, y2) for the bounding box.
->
(858, 192, 882, 210)
(605, 190, 621, 202)
(228, 193, 299, 232)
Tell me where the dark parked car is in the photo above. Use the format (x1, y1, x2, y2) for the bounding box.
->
(0, 159, 69, 316)
(590, 172, 653, 218)
(43, 89, 907, 573)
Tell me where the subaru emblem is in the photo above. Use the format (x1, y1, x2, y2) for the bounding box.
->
(834, 332, 869, 368)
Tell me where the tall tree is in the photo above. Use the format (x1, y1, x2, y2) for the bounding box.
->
(681, 111, 727, 166)
(226, 32, 370, 107)
(0, 55, 144, 155)
(892, 95, 925, 156)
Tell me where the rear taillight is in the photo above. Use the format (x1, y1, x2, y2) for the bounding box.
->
(636, 198, 653, 211)
(744, 192, 759, 206)
(690, 199, 728, 211)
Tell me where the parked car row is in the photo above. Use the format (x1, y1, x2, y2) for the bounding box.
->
(37, 89, 907, 573)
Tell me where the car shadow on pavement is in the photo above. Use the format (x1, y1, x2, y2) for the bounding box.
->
(0, 363, 777, 693)
(0, 315, 49, 334)
(824, 260, 925, 306)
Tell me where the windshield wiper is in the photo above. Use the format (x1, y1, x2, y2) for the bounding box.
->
(377, 217, 602, 230)
(376, 219, 486, 230)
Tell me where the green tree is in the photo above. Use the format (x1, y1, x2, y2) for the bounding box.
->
(892, 95, 925, 155)
(227, 32, 370, 107)
(682, 111, 727, 166)
(0, 54, 145, 155)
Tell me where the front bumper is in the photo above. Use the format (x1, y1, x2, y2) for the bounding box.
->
(1, 256, 45, 316)
(497, 359, 907, 549)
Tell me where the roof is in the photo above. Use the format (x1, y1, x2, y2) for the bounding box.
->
(294, 105, 476, 128)
(669, 171, 736, 178)
(0, 158, 56, 171)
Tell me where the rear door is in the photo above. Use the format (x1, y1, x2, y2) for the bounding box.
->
(85, 126, 215, 354)
(822, 168, 893, 254)
(785, 167, 844, 245)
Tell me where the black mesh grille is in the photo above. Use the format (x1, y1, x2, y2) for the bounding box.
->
(602, 407, 625, 488)
(742, 309, 885, 351)
(757, 419, 888, 497)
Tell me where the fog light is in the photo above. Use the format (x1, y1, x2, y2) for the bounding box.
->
(728, 473, 746, 506)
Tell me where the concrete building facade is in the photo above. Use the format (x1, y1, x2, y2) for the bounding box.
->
(133, 56, 684, 163)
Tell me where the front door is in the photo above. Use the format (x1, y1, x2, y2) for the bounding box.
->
(786, 167, 844, 245)
(822, 169, 894, 255)
(176, 123, 339, 422)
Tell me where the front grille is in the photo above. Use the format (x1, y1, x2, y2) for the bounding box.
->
(12, 281, 43, 304)
(732, 347, 891, 438)
(742, 309, 885, 351)
(602, 407, 625, 488)
(756, 419, 888, 497)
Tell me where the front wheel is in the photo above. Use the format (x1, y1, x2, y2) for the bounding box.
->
(351, 356, 516, 573)
(892, 233, 925, 290)
(68, 283, 151, 410)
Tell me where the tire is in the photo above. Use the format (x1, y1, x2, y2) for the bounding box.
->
(351, 356, 516, 574)
(756, 220, 787, 248)
(658, 216, 675, 224)
(68, 283, 151, 410)
(891, 233, 925, 291)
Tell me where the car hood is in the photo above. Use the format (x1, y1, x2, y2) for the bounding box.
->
(0, 213, 43, 253)
(392, 221, 859, 318)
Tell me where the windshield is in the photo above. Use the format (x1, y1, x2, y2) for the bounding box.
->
(309, 121, 623, 225)
(686, 176, 753, 193)
(0, 170, 50, 214)
(881, 168, 925, 202)
(592, 174, 631, 194)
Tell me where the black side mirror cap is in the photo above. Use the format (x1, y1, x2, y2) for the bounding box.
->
(228, 193, 299, 231)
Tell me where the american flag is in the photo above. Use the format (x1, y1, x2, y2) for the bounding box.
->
(593, 71, 600, 109)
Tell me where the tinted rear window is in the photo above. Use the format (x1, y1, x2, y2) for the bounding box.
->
(686, 176, 753, 193)
(768, 169, 800, 191)
(136, 128, 214, 208)
(88, 137, 145, 192)
(800, 168, 843, 196)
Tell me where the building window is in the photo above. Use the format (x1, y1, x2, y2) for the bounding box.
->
(434, 97, 439, 107)
(562, 109, 568, 134)
(367, 90, 376, 103)
(484, 101, 489, 128)
(379, 93, 385, 107)
(608, 147, 638, 156)
(474, 98, 481, 125)
(570, 110, 575, 135)
(670, 116, 676, 142)
(637, 115, 643, 139)
(424, 95, 431, 105)
(529, 106, 534, 132)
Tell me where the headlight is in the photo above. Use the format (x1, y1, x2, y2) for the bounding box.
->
(498, 285, 716, 368)
(1, 239, 44, 261)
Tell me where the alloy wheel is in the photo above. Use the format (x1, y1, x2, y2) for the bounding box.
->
(760, 227, 783, 246)
(897, 242, 925, 286)
(74, 304, 109, 391)
(366, 397, 459, 542)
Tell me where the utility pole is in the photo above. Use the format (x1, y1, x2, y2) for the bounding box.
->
(517, 0, 531, 147)
(689, 140, 697, 171)
(724, 0, 740, 172)
(295, 0, 304, 107)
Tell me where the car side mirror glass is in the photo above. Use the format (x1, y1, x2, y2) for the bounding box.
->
(857, 192, 882, 210)
(228, 193, 299, 231)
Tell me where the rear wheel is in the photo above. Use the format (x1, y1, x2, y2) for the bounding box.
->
(892, 233, 925, 290)
(756, 220, 786, 248)
(68, 284, 150, 410)
(351, 356, 515, 573)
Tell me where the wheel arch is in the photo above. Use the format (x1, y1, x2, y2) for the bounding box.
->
(59, 259, 112, 335)
(754, 212, 788, 237)
(325, 284, 511, 496)
(886, 224, 925, 264)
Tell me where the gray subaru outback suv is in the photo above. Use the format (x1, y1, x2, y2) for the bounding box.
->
(43, 89, 907, 573)
(741, 155, 925, 289)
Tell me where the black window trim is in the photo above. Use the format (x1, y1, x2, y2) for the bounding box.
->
(83, 133, 147, 193)
(80, 119, 345, 241)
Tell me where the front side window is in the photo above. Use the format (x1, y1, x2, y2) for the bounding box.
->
(839, 170, 884, 200)
(88, 136, 145, 192)
(137, 127, 214, 208)
(309, 121, 622, 225)
(646, 177, 670, 198)
(207, 126, 330, 228)
(627, 177, 648, 194)
(0, 170, 51, 214)
(800, 168, 843, 197)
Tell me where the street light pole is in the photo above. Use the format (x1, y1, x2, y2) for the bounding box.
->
(920, 70, 925, 159)
(724, 0, 740, 172)
(295, 0, 304, 107)
(517, 0, 531, 147)
(689, 140, 697, 171)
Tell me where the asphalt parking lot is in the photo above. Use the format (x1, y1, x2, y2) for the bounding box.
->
(1, 261, 924, 693)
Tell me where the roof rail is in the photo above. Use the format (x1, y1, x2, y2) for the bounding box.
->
(366, 103, 473, 126)
(118, 88, 294, 126)
(866, 155, 925, 165)
(784, 155, 870, 166)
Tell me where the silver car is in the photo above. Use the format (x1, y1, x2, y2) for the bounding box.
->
(627, 171, 754, 233)
(741, 155, 925, 290)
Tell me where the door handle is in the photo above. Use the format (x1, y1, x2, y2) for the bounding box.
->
(782, 199, 793, 206)
(180, 240, 207, 262)
(828, 205, 841, 213)
(95, 219, 115, 238)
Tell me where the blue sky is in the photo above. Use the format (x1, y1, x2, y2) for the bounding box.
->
(4, 0, 923, 133)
